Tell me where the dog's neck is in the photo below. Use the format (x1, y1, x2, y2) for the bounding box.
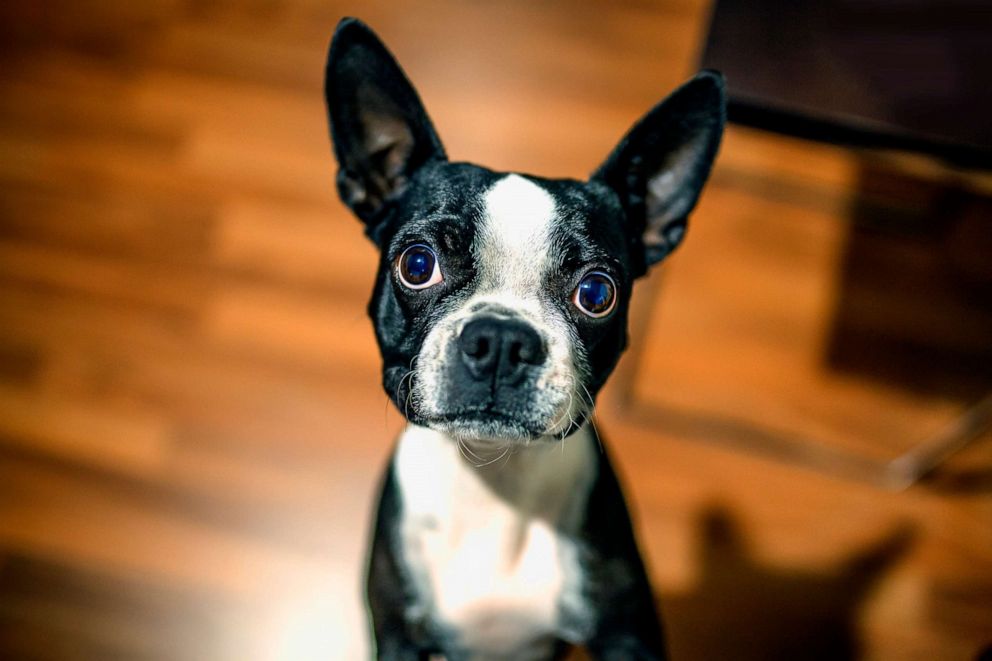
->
(395, 423, 598, 530)
(392, 422, 600, 653)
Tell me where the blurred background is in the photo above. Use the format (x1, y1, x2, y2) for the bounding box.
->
(0, 1, 990, 659)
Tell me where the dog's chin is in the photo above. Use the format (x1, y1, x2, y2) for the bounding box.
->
(421, 411, 549, 443)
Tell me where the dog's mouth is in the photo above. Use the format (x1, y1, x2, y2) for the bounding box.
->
(421, 400, 591, 442)
(422, 409, 548, 441)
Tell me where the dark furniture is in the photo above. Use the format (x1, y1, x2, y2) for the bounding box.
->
(700, 0, 992, 486)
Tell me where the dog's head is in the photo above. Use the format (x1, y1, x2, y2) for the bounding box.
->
(325, 18, 725, 443)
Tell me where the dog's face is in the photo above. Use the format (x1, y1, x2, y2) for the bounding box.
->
(367, 163, 634, 442)
(325, 19, 725, 442)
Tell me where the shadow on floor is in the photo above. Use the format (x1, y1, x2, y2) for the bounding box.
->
(661, 504, 915, 661)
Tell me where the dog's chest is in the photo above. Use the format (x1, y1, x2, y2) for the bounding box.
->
(394, 425, 596, 656)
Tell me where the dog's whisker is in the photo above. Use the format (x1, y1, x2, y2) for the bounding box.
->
(474, 443, 511, 468)
(579, 383, 597, 419)
(548, 375, 578, 437)
(393, 369, 413, 403)
(459, 439, 486, 463)
(393, 368, 418, 420)
(583, 396, 605, 455)
(550, 391, 574, 436)
(582, 384, 596, 427)
(561, 407, 578, 444)
(454, 438, 474, 464)
(498, 443, 515, 469)
(404, 382, 415, 419)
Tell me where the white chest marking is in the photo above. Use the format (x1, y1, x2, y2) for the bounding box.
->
(394, 424, 596, 656)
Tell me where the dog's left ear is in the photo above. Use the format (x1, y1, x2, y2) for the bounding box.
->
(592, 71, 726, 275)
(325, 18, 447, 239)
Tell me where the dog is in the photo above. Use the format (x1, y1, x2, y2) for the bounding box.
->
(324, 18, 725, 660)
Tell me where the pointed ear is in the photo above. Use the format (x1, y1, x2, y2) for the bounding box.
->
(324, 18, 446, 238)
(592, 71, 725, 274)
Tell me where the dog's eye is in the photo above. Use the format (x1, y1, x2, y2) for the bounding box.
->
(397, 244, 443, 289)
(574, 271, 616, 318)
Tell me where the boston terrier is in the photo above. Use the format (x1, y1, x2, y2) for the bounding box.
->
(324, 18, 725, 660)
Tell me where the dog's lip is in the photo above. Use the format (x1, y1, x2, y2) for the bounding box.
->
(424, 409, 545, 437)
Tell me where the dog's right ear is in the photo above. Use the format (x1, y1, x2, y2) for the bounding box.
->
(325, 18, 446, 239)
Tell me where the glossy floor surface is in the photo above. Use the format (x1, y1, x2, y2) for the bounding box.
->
(0, 1, 990, 659)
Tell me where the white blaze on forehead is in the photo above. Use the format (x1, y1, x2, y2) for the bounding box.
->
(413, 173, 582, 428)
(478, 174, 556, 290)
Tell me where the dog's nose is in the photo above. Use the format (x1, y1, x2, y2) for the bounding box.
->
(458, 316, 546, 384)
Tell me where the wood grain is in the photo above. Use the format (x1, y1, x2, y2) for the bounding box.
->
(0, 1, 990, 660)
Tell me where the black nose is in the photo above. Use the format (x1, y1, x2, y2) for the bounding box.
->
(458, 316, 547, 384)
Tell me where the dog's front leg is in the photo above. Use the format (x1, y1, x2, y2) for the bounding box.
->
(582, 558, 668, 661)
(368, 529, 428, 659)
(580, 452, 668, 660)
(366, 465, 436, 661)
(585, 601, 667, 661)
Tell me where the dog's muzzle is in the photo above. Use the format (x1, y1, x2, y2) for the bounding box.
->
(433, 313, 549, 432)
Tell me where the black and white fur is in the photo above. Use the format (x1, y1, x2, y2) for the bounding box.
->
(324, 18, 725, 660)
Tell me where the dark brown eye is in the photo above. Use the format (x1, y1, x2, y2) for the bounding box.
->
(397, 244, 442, 289)
(573, 271, 616, 317)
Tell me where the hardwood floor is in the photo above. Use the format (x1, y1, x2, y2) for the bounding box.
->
(0, 1, 990, 659)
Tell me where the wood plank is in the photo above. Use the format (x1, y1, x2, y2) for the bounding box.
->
(0, 0, 989, 659)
